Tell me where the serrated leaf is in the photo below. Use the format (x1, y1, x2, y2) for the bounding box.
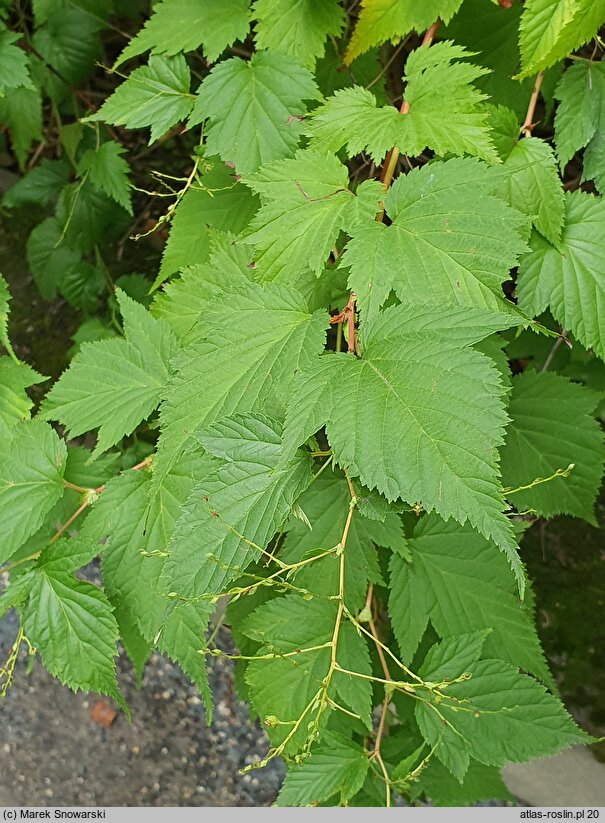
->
(243, 149, 382, 282)
(283, 303, 525, 592)
(0, 273, 17, 363)
(412, 758, 513, 806)
(116, 0, 250, 65)
(34, 536, 99, 575)
(501, 137, 565, 246)
(56, 180, 127, 254)
(153, 281, 327, 486)
(152, 232, 254, 339)
(188, 51, 319, 173)
(112, 601, 151, 684)
(554, 61, 605, 194)
(415, 635, 592, 781)
(19, 555, 124, 708)
(77, 142, 132, 215)
(486, 105, 521, 161)
(343, 158, 529, 320)
(162, 414, 313, 597)
(309, 42, 497, 164)
(282, 474, 404, 611)
(252, 0, 345, 68)
(388, 514, 551, 682)
(41, 290, 178, 457)
(155, 158, 258, 285)
(0, 420, 67, 565)
(0, 85, 42, 169)
(0, 25, 34, 95)
(157, 600, 214, 719)
(444, 0, 543, 120)
(81, 454, 206, 640)
(86, 54, 194, 144)
(277, 732, 369, 806)
(500, 370, 605, 522)
(518, 0, 605, 78)
(516, 190, 605, 360)
(0, 359, 46, 436)
(244, 595, 372, 754)
(0, 572, 32, 619)
(345, 0, 464, 64)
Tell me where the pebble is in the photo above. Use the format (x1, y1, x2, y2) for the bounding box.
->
(0, 594, 284, 807)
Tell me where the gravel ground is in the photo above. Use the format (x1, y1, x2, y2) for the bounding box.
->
(0, 607, 284, 807)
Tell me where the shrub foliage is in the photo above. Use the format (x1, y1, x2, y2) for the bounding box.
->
(1, 0, 605, 807)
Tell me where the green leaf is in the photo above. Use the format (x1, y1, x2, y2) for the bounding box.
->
(345, 0, 464, 64)
(25, 218, 81, 301)
(19, 547, 124, 708)
(0, 420, 67, 565)
(518, 0, 605, 78)
(2, 158, 71, 209)
(315, 42, 385, 102)
(31, 0, 104, 90)
(34, 535, 99, 575)
(112, 601, 151, 684)
(188, 51, 319, 173)
(0, 25, 34, 95)
(283, 303, 525, 592)
(308, 42, 497, 164)
(162, 414, 313, 597)
(77, 142, 133, 215)
(388, 513, 551, 682)
(152, 232, 254, 340)
(0, 359, 46, 436)
(86, 55, 194, 144)
(59, 261, 106, 313)
(412, 758, 513, 806)
(252, 0, 345, 67)
(81, 454, 206, 640)
(415, 634, 592, 781)
(276, 733, 369, 806)
(0, 273, 17, 363)
(282, 473, 405, 611)
(444, 1, 544, 121)
(157, 600, 214, 719)
(56, 180, 127, 254)
(0, 85, 42, 169)
(501, 137, 565, 246)
(500, 370, 605, 522)
(554, 61, 605, 194)
(155, 158, 259, 285)
(517, 190, 605, 360)
(343, 158, 529, 319)
(63, 446, 119, 490)
(0, 572, 32, 620)
(41, 290, 178, 457)
(243, 149, 382, 282)
(244, 594, 372, 754)
(153, 281, 327, 486)
(116, 0, 250, 65)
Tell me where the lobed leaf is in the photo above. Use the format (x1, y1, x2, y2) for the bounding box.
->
(41, 290, 179, 457)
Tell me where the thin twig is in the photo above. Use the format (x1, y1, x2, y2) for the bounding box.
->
(376, 20, 441, 218)
(365, 584, 393, 807)
(521, 71, 545, 137)
(541, 328, 568, 371)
